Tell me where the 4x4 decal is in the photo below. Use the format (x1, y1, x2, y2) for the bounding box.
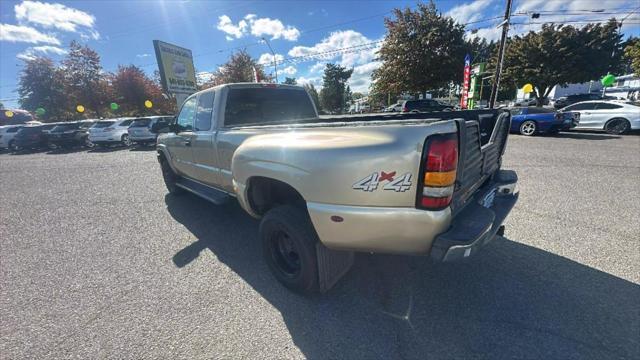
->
(353, 171, 412, 192)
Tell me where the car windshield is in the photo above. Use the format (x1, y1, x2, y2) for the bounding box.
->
(93, 121, 115, 128)
(130, 119, 152, 127)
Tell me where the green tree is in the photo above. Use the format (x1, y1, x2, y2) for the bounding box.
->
(319, 63, 353, 114)
(502, 21, 625, 106)
(624, 37, 640, 74)
(303, 83, 320, 112)
(63, 40, 109, 117)
(283, 77, 297, 85)
(372, 2, 467, 98)
(204, 50, 269, 87)
(18, 57, 67, 121)
(111, 64, 173, 116)
(351, 92, 364, 100)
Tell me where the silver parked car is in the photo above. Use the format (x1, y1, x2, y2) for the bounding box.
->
(127, 116, 173, 146)
(560, 100, 640, 134)
(88, 118, 135, 147)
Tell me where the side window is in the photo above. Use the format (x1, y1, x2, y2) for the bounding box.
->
(195, 91, 215, 131)
(120, 120, 133, 127)
(176, 97, 196, 131)
(594, 103, 622, 110)
(565, 103, 596, 111)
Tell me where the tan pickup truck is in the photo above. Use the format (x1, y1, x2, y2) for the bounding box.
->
(156, 83, 519, 293)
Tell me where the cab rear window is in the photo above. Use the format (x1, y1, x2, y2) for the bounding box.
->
(224, 88, 317, 126)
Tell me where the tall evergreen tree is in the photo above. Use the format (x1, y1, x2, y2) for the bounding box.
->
(319, 64, 353, 114)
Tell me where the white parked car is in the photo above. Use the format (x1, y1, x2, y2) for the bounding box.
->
(560, 100, 640, 134)
(384, 103, 403, 112)
(127, 116, 173, 146)
(0, 125, 24, 150)
(88, 118, 135, 146)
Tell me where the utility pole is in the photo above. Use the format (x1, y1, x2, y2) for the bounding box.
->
(489, 0, 512, 109)
(262, 37, 278, 83)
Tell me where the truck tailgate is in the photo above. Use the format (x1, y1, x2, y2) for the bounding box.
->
(450, 111, 511, 214)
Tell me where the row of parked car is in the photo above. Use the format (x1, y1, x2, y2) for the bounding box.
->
(0, 115, 173, 152)
(509, 100, 639, 136)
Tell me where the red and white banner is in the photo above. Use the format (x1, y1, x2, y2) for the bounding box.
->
(460, 54, 471, 109)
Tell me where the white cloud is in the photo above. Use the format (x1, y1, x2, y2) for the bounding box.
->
(15, 1, 98, 39)
(258, 52, 284, 65)
(282, 65, 297, 75)
(136, 53, 150, 58)
(287, 30, 382, 92)
(16, 45, 66, 60)
(217, 14, 300, 41)
(288, 30, 381, 68)
(196, 71, 214, 84)
(349, 61, 383, 92)
(0, 23, 60, 44)
(217, 15, 247, 40)
(250, 17, 300, 41)
(309, 62, 326, 73)
(297, 76, 322, 87)
(446, 0, 495, 25)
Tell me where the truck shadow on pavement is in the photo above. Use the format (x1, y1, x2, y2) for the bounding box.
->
(166, 195, 639, 360)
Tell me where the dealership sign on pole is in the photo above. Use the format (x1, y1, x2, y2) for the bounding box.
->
(153, 40, 197, 105)
(460, 54, 471, 109)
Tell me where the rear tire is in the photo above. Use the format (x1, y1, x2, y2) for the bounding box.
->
(604, 118, 630, 135)
(260, 205, 319, 294)
(519, 120, 537, 136)
(121, 134, 131, 146)
(160, 157, 184, 195)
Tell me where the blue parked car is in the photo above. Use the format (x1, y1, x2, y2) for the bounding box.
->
(509, 107, 579, 136)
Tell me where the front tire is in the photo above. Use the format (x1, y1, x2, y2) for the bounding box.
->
(160, 157, 184, 195)
(604, 118, 630, 135)
(121, 134, 131, 146)
(519, 120, 537, 136)
(260, 205, 319, 293)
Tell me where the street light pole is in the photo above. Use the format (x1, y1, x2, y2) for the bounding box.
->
(489, 0, 513, 109)
(262, 37, 278, 83)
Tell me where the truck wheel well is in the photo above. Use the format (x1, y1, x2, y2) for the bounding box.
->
(247, 177, 306, 216)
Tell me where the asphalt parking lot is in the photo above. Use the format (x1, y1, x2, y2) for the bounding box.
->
(1, 132, 639, 359)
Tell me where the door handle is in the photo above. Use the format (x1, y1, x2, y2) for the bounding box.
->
(182, 139, 191, 146)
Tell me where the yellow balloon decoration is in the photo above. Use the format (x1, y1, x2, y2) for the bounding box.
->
(144, 100, 153, 108)
(4, 110, 14, 118)
(522, 83, 533, 93)
(76, 105, 85, 113)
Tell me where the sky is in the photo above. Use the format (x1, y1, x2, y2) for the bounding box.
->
(1, 0, 639, 109)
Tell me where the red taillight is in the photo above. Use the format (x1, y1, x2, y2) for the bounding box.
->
(426, 138, 458, 172)
(419, 134, 459, 210)
(402, 106, 408, 112)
